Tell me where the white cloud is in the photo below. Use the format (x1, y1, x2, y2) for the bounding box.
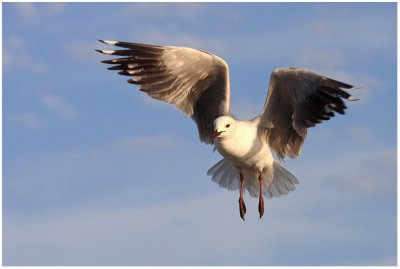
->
(297, 49, 347, 70)
(4, 185, 396, 265)
(346, 125, 374, 145)
(297, 146, 396, 196)
(139, 94, 171, 110)
(121, 3, 206, 25)
(2, 193, 236, 265)
(347, 73, 385, 103)
(132, 27, 230, 57)
(14, 2, 37, 21)
(214, 4, 394, 94)
(231, 97, 262, 120)
(13, 2, 66, 21)
(333, 148, 396, 194)
(7, 113, 42, 127)
(3, 35, 48, 75)
(3, 49, 14, 69)
(310, 4, 395, 53)
(46, 3, 66, 14)
(311, 124, 375, 147)
(41, 94, 77, 117)
(68, 40, 102, 62)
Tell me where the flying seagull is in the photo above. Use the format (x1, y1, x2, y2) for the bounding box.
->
(96, 40, 357, 220)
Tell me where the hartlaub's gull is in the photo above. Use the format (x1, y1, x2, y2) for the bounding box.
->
(96, 40, 356, 220)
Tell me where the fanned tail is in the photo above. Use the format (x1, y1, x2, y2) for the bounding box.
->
(266, 161, 299, 198)
(207, 159, 240, 191)
(207, 159, 299, 198)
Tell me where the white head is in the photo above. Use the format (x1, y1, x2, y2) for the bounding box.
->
(212, 116, 236, 140)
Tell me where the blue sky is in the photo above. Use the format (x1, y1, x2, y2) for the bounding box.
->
(3, 2, 397, 266)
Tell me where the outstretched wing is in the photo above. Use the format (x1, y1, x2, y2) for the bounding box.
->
(259, 67, 356, 159)
(96, 40, 230, 144)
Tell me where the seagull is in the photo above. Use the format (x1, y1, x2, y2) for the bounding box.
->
(96, 40, 357, 220)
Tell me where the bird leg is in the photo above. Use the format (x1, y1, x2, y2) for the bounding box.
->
(238, 170, 246, 220)
(258, 171, 265, 219)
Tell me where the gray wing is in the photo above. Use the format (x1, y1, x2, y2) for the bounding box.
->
(96, 40, 230, 144)
(259, 67, 356, 159)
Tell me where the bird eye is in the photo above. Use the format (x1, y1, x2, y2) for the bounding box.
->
(226, 124, 230, 128)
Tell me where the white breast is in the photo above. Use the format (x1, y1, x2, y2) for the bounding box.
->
(215, 120, 273, 171)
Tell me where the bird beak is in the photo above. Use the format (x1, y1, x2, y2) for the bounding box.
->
(212, 129, 223, 140)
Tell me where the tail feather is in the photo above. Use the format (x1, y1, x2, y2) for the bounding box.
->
(207, 159, 240, 191)
(208, 159, 226, 179)
(263, 161, 299, 198)
(207, 159, 299, 198)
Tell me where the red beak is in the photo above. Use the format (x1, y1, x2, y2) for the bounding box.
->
(212, 130, 223, 140)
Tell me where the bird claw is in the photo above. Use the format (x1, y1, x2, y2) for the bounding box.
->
(258, 196, 264, 219)
(238, 197, 246, 221)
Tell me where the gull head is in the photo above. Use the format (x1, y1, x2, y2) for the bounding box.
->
(212, 116, 236, 140)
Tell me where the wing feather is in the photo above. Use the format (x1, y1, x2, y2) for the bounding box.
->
(259, 67, 356, 159)
(97, 40, 230, 144)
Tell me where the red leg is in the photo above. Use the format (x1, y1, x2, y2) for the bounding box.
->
(258, 172, 265, 219)
(238, 170, 246, 220)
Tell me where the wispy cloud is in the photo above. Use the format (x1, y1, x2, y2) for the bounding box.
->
(310, 4, 395, 52)
(4, 186, 396, 265)
(311, 124, 375, 147)
(41, 94, 77, 117)
(231, 97, 263, 120)
(120, 3, 206, 25)
(46, 3, 66, 14)
(139, 94, 171, 110)
(3, 35, 48, 74)
(68, 40, 102, 62)
(131, 27, 230, 57)
(295, 145, 396, 196)
(13, 2, 66, 22)
(7, 113, 42, 128)
(329, 148, 396, 194)
(297, 49, 347, 70)
(13, 2, 37, 21)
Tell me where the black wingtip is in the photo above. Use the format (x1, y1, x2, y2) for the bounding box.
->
(95, 49, 116, 55)
(98, 39, 120, 46)
(348, 96, 360, 101)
